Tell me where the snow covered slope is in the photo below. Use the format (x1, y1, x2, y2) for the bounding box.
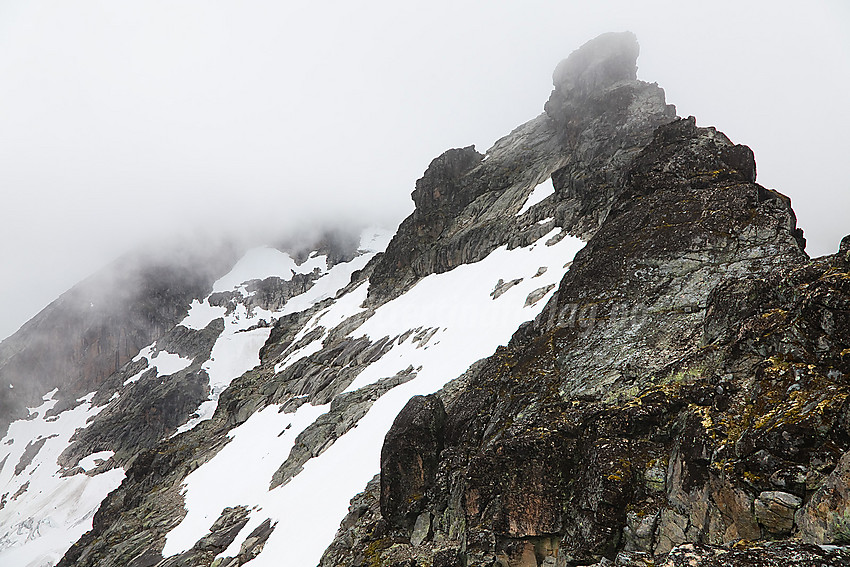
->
(0, 215, 582, 566)
(162, 227, 584, 566)
(0, 228, 391, 566)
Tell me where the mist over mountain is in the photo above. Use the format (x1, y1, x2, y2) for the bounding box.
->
(1, 1, 848, 343)
(1, 29, 850, 567)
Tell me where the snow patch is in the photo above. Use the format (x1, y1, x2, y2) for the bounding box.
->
(213, 247, 327, 294)
(516, 177, 555, 216)
(163, 402, 330, 557)
(175, 326, 272, 434)
(0, 391, 125, 567)
(124, 345, 192, 385)
(150, 350, 193, 376)
(180, 299, 227, 330)
(78, 451, 114, 472)
(347, 227, 582, 391)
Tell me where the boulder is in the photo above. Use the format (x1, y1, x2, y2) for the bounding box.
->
(753, 491, 801, 535)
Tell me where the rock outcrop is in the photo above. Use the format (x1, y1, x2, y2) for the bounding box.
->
(367, 32, 675, 304)
(319, 35, 850, 567)
(380, 395, 447, 530)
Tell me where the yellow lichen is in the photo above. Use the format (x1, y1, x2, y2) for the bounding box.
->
(364, 537, 392, 567)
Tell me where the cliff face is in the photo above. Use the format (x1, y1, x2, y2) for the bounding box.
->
(1, 32, 848, 567)
(320, 40, 850, 567)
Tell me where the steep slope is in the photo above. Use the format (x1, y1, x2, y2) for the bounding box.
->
(0, 244, 239, 438)
(368, 32, 674, 304)
(0, 31, 846, 567)
(0, 31, 673, 567)
(319, 57, 850, 567)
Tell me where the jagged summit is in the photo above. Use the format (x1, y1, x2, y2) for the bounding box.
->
(367, 32, 675, 304)
(551, 31, 639, 99)
(0, 33, 848, 567)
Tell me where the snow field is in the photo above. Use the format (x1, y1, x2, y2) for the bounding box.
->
(162, 402, 331, 557)
(0, 391, 125, 567)
(0, 228, 392, 567)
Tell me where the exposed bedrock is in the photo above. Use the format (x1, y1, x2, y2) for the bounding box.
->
(367, 32, 675, 305)
(326, 105, 850, 567)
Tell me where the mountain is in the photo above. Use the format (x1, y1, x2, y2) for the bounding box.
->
(1, 31, 849, 567)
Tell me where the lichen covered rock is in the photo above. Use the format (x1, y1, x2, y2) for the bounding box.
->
(325, 35, 850, 567)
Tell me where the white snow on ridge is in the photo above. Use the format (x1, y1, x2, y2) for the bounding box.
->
(516, 177, 555, 217)
(162, 227, 585, 567)
(163, 402, 330, 557)
(180, 299, 228, 330)
(175, 228, 391, 434)
(0, 227, 394, 566)
(174, 325, 272, 435)
(124, 345, 193, 385)
(213, 247, 327, 294)
(0, 391, 125, 567)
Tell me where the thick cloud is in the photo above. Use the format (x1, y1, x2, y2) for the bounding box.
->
(1, 0, 848, 340)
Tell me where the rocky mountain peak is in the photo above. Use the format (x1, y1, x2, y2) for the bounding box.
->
(1, 32, 848, 567)
(367, 33, 675, 305)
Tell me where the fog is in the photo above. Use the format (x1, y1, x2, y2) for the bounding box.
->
(1, 0, 848, 341)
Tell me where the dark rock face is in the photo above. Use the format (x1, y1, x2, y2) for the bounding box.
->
(54, 316, 224, 470)
(56, 440, 200, 567)
(651, 542, 850, 566)
(368, 32, 675, 305)
(335, 186, 848, 566)
(14, 437, 50, 475)
(350, 173, 849, 565)
(368, 146, 485, 301)
(324, 37, 850, 567)
(380, 395, 447, 529)
(411, 147, 486, 220)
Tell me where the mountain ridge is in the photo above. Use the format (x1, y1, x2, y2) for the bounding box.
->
(0, 31, 848, 567)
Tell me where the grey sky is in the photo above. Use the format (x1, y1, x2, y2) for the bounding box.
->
(1, 0, 848, 341)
